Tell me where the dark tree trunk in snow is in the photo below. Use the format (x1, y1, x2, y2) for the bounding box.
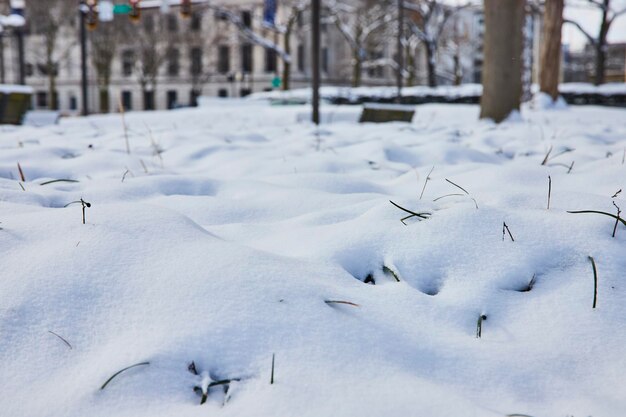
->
(539, 0, 564, 101)
(480, 0, 525, 123)
(425, 41, 437, 87)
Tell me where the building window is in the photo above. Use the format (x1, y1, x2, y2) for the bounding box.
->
(191, 12, 202, 31)
(190, 89, 200, 106)
(218, 45, 230, 74)
(218, 88, 228, 98)
(264, 48, 277, 73)
(36, 91, 48, 108)
(190, 47, 202, 76)
(242, 11, 252, 28)
(143, 90, 155, 110)
(241, 44, 253, 73)
(122, 50, 134, 76)
(143, 14, 155, 32)
(240, 88, 252, 97)
(322, 47, 329, 73)
(122, 91, 132, 111)
(167, 48, 180, 77)
(167, 14, 178, 32)
(167, 90, 178, 109)
(25, 63, 34, 77)
(297, 44, 305, 72)
(69, 94, 77, 111)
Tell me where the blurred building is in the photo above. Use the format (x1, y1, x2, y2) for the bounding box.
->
(563, 42, 626, 83)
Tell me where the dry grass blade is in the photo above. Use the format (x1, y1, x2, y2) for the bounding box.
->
(270, 353, 275, 385)
(476, 314, 487, 338)
(389, 200, 432, 225)
(40, 179, 80, 186)
(588, 256, 598, 309)
(100, 362, 150, 390)
(567, 210, 626, 228)
(445, 178, 469, 195)
(433, 193, 464, 202)
(17, 162, 25, 182)
(324, 300, 360, 307)
(382, 265, 401, 282)
(502, 222, 515, 242)
(419, 166, 434, 200)
(547, 176, 552, 210)
(540, 145, 552, 166)
(48, 330, 72, 349)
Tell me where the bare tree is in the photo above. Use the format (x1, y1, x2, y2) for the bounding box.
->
(565, 0, 626, 85)
(480, 0, 526, 123)
(128, 11, 171, 110)
(404, 0, 467, 87)
(275, 1, 308, 91)
(327, 0, 395, 87)
(539, 0, 564, 100)
(25, 0, 75, 110)
(90, 20, 129, 113)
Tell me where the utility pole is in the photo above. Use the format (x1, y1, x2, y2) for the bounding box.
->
(0, 34, 5, 84)
(8, 0, 26, 85)
(79, 1, 89, 116)
(16, 27, 24, 84)
(396, 0, 404, 102)
(311, 0, 320, 125)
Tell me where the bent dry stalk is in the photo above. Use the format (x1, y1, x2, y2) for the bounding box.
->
(100, 362, 150, 390)
(476, 314, 487, 338)
(588, 256, 598, 309)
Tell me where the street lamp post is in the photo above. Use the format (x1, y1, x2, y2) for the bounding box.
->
(311, 0, 320, 125)
(396, 0, 404, 102)
(79, 2, 89, 116)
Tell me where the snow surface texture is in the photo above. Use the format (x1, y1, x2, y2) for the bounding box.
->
(0, 102, 625, 417)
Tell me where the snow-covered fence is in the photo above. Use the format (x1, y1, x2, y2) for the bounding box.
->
(249, 83, 626, 107)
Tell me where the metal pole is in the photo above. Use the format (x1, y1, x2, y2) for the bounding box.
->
(396, 0, 404, 102)
(311, 0, 320, 125)
(16, 28, 25, 84)
(80, 2, 89, 116)
(0, 34, 5, 84)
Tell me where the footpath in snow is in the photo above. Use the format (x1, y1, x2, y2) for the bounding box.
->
(0, 101, 625, 417)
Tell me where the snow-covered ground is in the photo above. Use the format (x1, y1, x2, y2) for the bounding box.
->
(1, 101, 625, 417)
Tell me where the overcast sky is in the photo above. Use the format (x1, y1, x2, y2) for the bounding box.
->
(442, 0, 626, 51)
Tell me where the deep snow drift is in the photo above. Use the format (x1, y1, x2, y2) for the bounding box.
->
(0, 101, 625, 417)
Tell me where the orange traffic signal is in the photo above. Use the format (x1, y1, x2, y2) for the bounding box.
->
(129, 0, 141, 22)
(85, 0, 98, 30)
(180, 0, 192, 18)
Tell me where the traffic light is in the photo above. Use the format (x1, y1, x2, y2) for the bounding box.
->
(85, 0, 98, 30)
(129, 0, 141, 23)
(180, 0, 192, 18)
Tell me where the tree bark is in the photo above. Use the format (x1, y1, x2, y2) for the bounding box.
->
(595, 2, 610, 86)
(99, 88, 110, 113)
(425, 41, 437, 87)
(49, 68, 58, 110)
(479, 0, 525, 123)
(539, 0, 564, 100)
(353, 52, 362, 87)
(282, 18, 294, 91)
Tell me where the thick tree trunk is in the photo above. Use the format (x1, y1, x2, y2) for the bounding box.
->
(480, 0, 525, 123)
(282, 23, 293, 91)
(99, 88, 110, 113)
(425, 42, 436, 87)
(539, 0, 564, 100)
(595, 1, 610, 85)
(352, 53, 362, 87)
(595, 44, 606, 85)
(49, 69, 58, 110)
